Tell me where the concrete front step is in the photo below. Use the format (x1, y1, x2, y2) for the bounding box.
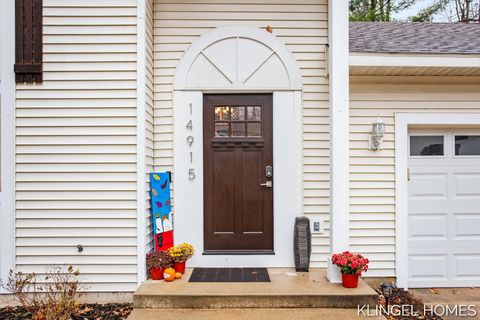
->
(127, 308, 385, 320)
(133, 268, 378, 309)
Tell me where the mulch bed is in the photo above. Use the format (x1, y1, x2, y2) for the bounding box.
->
(378, 288, 443, 320)
(0, 303, 132, 320)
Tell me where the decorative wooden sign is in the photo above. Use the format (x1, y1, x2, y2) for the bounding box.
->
(150, 172, 173, 251)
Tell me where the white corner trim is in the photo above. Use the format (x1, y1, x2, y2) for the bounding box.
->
(293, 91, 304, 218)
(395, 112, 480, 290)
(0, 0, 16, 293)
(327, 0, 350, 283)
(350, 53, 480, 68)
(173, 25, 302, 91)
(136, 0, 148, 286)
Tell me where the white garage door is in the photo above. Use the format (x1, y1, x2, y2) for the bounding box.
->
(408, 131, 480, 288)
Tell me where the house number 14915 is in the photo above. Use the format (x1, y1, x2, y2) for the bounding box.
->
(187, 103, 195, 180)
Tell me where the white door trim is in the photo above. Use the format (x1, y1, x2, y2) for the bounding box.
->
(171, 26, 303, 267)
(0, 0, 16, 293)
(173, 91, 302, 267)
(395, 112, 480, 289)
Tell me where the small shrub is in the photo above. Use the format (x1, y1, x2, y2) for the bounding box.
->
(0, 265, 81, 320)
(167, 243, 195, 263)
(331, 251, 369, 276)
(146, 250, 173, 270)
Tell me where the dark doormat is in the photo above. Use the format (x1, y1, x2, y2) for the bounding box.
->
(188, 268, 271, 282)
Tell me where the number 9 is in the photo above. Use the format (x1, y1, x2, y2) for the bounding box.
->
(187, 136, 194, 147)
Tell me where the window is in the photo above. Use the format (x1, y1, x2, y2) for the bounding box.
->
(410, 135, 444, 156)
(15, 0, 43, 83)
(214, 105, 262, 137)
(455, 135, 480, 156)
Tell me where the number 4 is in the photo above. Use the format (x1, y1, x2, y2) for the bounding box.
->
(186, 120, 193, 130)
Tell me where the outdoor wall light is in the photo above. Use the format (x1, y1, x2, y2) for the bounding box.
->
(369, 116, 386, 151)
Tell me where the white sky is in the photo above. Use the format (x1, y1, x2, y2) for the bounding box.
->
(393, 2, 426, 20)
(392, 0, 454, 21)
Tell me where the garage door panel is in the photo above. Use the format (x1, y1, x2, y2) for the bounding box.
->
(454, 173, 480, 197)
(454, 255, 480, 279)
(408, 255, 448, 280)
(408, 213, 448, 240)
(453, 213, 480, 239)
(409, 173, 448, 199)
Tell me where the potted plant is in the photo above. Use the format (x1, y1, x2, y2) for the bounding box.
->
(331, 251, 369, 288)
(167, 243, 195, 274)
(146, 250, 173, 280)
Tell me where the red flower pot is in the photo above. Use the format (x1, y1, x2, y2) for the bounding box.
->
(173, 261, 186, 274)
(150, 267, 164, 280)
(342, 273, 359, 288)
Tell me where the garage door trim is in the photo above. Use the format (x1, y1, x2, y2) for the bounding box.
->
(395, 113, 480, 290)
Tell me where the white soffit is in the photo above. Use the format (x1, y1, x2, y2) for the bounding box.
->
(349, 53, 480, 76)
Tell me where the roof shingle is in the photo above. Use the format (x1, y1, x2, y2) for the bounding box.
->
(349, 22, 480, 54)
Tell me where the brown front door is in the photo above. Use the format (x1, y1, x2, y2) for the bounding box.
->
(203, 94, 273, 253)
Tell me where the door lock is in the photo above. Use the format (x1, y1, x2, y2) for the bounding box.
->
(265, 165, 273, 178)
(260, 181, 273, 188)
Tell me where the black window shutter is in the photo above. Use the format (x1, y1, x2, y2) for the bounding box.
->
(15, 0, 43, 83)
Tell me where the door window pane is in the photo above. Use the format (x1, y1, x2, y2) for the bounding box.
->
(247, 123, 261, 137)
(455, 135, 480, 156)
(247, 106, 262, 121)
(410, 136, 444, 156)
(230, 106, 245, 121)
(231, 122, 245, 136)
(215, 123, 229, 137)
(215, 106, 230, 121)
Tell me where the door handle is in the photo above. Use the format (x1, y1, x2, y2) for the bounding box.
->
(260, 181, 272, 188)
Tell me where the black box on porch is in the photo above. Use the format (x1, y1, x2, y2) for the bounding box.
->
(294, 217, 311, 272)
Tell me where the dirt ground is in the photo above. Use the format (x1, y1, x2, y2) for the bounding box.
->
(0, 303, 133, 320)
(410, 288, 480, 320)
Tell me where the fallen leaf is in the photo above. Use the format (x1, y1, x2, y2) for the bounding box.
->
(429, 288, 439, 294)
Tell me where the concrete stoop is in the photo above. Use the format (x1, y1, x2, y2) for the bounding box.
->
(128, 268, 380, 320)
(128, 308, 385, 320)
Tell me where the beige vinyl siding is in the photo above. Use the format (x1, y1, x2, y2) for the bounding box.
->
(153, 0, 330, 267)
(15, 0, 138, 291)
(349, 76, 480, 277)
(145, 0, 155, 254)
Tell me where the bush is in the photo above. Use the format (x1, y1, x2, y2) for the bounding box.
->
(146, 250, 173, 270)
(1, 265, 81, 320)
(331, 251, 369, 276)
(167, 243, 195, 263)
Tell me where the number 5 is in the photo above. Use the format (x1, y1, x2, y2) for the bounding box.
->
(188, 168, 196, 180)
